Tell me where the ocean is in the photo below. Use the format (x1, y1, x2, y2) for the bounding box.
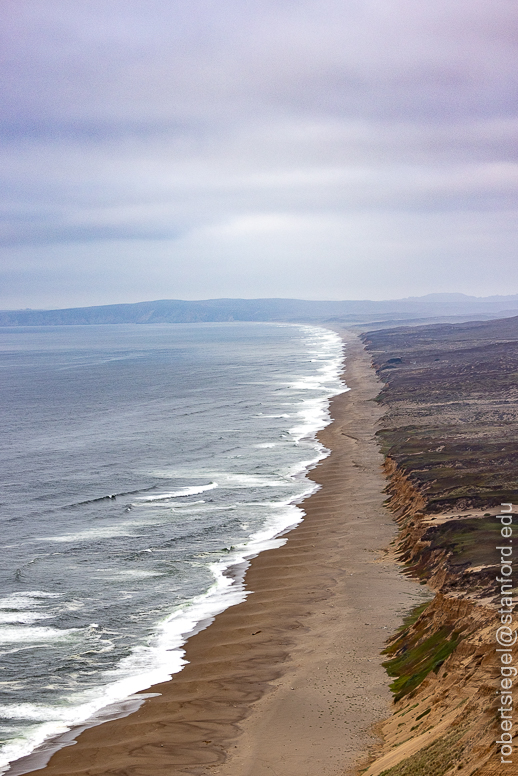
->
(0, 321, 345, 773)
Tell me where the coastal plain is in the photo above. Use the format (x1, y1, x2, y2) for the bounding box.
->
(16, 331, 419, 776)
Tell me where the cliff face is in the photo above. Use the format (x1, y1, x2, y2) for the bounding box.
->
(360, 318, 518, 776)
(364, 465, 499, 776)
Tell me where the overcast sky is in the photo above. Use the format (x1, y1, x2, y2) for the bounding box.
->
(1, 0, 517, 308)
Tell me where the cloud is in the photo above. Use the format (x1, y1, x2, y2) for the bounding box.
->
(0, 0, 517, 306)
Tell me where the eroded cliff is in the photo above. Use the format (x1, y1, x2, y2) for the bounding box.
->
(360, 318, 518, 776)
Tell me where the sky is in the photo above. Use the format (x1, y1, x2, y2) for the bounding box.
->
(1, 0, 517, 309)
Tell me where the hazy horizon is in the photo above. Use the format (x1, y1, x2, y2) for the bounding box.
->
(6, 290, 518, 314)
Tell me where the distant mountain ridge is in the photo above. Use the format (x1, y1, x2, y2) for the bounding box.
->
(2, 293, 518, 326)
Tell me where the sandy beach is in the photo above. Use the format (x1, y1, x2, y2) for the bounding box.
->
(15, 330, 420, 776)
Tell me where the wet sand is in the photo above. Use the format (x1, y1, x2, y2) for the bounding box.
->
(18, 330, 419, 776)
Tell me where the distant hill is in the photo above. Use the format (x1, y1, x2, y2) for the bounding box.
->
(2, 293, 518, 326)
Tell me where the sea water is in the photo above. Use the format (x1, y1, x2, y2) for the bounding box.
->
(0, 321, 345, 773)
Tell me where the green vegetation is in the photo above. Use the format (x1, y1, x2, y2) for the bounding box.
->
(383, 605, 462, 701)
(426, 517, 502, 567)
(383, 628, 460, 701)
(395, 602, 430, 632)
(378, 729, 465, 776)
(398, 516, 505, 585)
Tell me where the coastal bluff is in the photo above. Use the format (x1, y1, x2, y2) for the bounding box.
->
(361, 315, 518, 776)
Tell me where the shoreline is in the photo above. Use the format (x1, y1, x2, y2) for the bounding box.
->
(14, 330, 419, 776)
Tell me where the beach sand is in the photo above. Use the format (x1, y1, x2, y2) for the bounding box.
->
(17, 330, 420, 776)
